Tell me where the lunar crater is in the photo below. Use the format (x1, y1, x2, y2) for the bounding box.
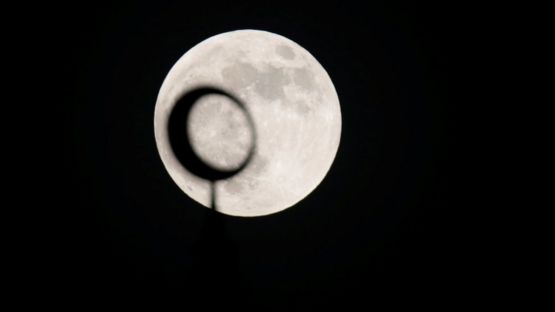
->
(276, 44, 295, 60)
(293, 67, 316, 91)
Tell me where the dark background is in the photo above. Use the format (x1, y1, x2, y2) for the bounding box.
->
(57, 0, 470, 307)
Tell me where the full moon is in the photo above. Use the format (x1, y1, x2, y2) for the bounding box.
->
(154, 29, 341, 217)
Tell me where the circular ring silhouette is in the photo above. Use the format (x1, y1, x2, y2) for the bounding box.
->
(168, 87, 256, 182)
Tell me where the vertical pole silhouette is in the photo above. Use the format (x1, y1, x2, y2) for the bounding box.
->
(210, 182, 216, 210)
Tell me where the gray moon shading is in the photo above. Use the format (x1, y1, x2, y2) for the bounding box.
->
(154, 29, 341, 217)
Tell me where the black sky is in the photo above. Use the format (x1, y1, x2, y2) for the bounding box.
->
(58, 0, 470, 307)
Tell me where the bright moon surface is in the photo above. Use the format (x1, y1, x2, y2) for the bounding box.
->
(154, 29, 341, 217)
(187, 94, 253, 171)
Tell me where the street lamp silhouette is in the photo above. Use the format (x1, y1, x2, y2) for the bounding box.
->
(168, 87, 256, 211)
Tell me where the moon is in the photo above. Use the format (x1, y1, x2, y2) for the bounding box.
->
(154, 29, 341, 217)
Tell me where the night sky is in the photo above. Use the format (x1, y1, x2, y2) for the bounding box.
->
(58, 0, 468, 307)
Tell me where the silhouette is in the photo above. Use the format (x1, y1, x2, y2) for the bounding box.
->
(168, 87, 255, 182)
(168, 86, 256, 210)
(168, 87, 256, 296)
